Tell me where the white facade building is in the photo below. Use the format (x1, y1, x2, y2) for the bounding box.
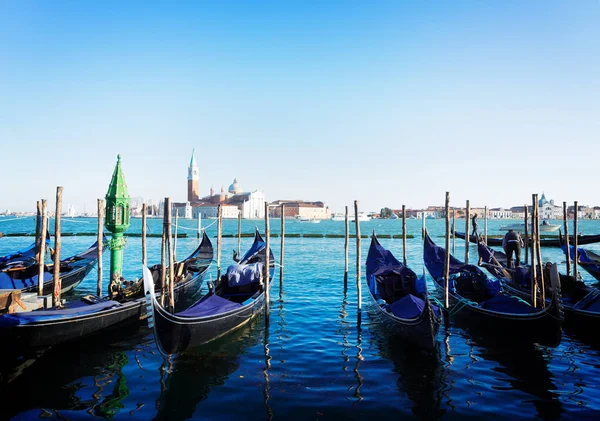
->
(489, 208, 512, 219)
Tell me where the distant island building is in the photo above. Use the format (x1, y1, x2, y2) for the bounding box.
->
(269, 200, 331, 219)
(171, 150, 266, 219)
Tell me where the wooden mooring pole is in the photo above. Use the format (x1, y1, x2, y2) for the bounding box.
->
(166, 198, 175, 311)
(344, 205, 349, 290)
(142, 203, 147, 267)
(197, 212, 202, 239)
(160, 199, 167, 307)
(52, 186, 63, 307)
(173, 210, 178, 262)
(524, 204, 529, 266)
(402, 204, 407, 266)
(574, 200, 579, 280)
(280, 204, 285, 290)
(464, 200, 470, 265)
(484, 205, 488, 244)
(38, 199, 47, 296)
(534, 195, 545, 307)
(217, 204, 223, 280)
(563, 201, 571, 276)
(444, 192, 451, 309)
(452, 209, 456, 254)
(237, 210, 242, 256)
(531, 194, 537, 308)
(354, 200, 362, 311)
(97, 199, 104, 296)
(264, 202, 270, 323)
(35, 201, 42, 264)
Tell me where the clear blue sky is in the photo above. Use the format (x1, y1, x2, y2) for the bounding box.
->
(1, 1, 598, 214)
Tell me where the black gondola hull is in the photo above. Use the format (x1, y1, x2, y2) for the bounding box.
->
(454, 231, 600, 248)
(1, 300, 145, 352)
(152, 293, 266, 355)
(365, 292, 441, 351)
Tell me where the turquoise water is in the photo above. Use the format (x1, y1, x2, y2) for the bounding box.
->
(1, 216, 600, 420)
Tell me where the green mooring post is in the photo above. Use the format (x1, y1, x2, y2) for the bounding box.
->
(104, 155, 131, 288)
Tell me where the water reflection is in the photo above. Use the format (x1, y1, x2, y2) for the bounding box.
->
(0, 322, 147, 420)
(153, 317, 262, 421)
(464, 327, 563, 420)
(352, 311, 364, 405)
(368, 311, 445, 419)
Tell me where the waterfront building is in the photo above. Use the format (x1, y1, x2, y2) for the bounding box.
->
(538, 193, 562, 220)
(269, 200, 331, 219)
(488, 207, 512, 219)
(174, 152, 266, 219)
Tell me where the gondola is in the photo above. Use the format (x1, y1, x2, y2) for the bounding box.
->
(452, 229, 600, 248)
(0, 236, 104, 296)
(478, 239, 600, 330)
(0, 232, 51, 269)
(560, 239, 600, 282)
(423, 230, 563, 345)
(144, 229, 274, 355)
(365, 234, 441, 350)
(0, 233, 213, 354)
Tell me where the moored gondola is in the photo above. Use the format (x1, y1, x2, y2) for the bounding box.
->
(144, 229, 274, 355)
(453, 229, 600, 248)
(0, 233, 213, 354)
(560, 239, 600, 283)
(0, 232, 51, 270)
(478, 239, 600, 331)
(0, 236, 104, 296)
(365, 234, 441, 350)
(423, 230, 563, 345)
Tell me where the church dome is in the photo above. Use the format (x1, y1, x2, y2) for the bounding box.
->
(228, 178, 243, 194)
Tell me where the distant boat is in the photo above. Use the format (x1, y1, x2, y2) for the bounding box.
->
(389, 213, 399, 220)
(297, 216, 321, 223)
(350, 213, 371, 223)
(331, 213, 345, 221)
(499, 221, 561, 232)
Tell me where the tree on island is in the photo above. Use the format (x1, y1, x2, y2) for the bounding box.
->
(380, 207, 393, 218)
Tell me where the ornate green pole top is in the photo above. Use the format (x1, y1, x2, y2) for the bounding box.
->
(104, 154, 131, 292)
(105, 154, 131, 234)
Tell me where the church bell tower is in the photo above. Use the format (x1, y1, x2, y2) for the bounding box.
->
(188, 149, 200, 202)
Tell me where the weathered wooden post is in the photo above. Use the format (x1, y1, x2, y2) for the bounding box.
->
(97, 199, 104, 296)
(563, 201, 571, 276)
(530, 194, 537, 308)
(464, 200, 470, 265)
(52, 186, 63, 307)
(160, 199, 167, 306)
(166, 198, 175, 310)
(534, 195, 545, 307)
(574, 200, 579, 280)
(264, 202, 270, 323)
(217, 204, 223, 280)
(173, 210, 178, 262)
(524, 204, 529, 265)
(421, 211, 426, 239)
(402, 204, 407, 266)
(344, 205, 349, 289)
(280, 204, 285, 290)
(37, 200, 48, 296)
(452, 209, 456, 254)
(35, 201, 42, 263)
(142, 203, 147, 267)
(197, 212, 202, 239)
(237, 209, 242, 255)
(354, 200, 362, 311)
(444, 192, 451, 309)
(484, 205, 488, 244)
